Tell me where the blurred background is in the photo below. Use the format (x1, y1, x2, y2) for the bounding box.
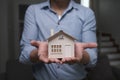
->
(0, 0, 120, 80)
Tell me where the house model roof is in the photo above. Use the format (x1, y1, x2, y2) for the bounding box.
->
(47, 30, 76, 41)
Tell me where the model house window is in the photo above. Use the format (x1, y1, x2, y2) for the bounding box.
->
(51, 45, 62, 53)
(81, 0, 90, 7)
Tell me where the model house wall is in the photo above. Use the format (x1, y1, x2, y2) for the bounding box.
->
(48, 31, 75, 58)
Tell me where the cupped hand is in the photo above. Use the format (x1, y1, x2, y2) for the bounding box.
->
(31, 40, 61, 63)
(61, 42, 97, 64)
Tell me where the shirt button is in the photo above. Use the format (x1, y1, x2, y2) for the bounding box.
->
(57, 21, 60, 25)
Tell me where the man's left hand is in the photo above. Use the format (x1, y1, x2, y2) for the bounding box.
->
(61, 42, 97, 64)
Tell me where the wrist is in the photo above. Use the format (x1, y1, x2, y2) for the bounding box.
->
(30, 49, 39, 63)
(80, 51, 90, 65)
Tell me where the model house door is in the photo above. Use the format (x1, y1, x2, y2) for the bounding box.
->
(64, 45, 72, 57)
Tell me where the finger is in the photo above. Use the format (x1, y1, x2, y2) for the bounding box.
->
(61, 58, 66, 63)
(49, 58, 56, 63)
(71, 57, 78, 63)
(40, 42, 48, 46)
(30, 40, 41, 47)
(62, 57, 73, 64)
(42, 58, 49, 63)
(82, 43, 97, 49)
(65, 57, 72, 62)
(66, 58, 75, 64)
(54, 58, 61, 63)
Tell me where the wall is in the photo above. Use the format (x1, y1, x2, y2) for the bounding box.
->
(0, 0, 9, 73)
(96, 0, 120, 46)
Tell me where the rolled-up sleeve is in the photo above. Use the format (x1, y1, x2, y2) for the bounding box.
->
(19, 44, 36, 64)
(19, 5, 38, 64)
(82, 9, 97, 67)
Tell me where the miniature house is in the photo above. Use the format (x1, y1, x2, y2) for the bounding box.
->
(48, 30, 76, 58)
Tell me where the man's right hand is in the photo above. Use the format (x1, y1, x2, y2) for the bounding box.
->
(30, 40, 61, 63)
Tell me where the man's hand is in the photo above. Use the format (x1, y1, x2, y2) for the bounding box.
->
(30, 40, 61, 63)
(30, 40, 97, 64)
(61, 42, 97, 64)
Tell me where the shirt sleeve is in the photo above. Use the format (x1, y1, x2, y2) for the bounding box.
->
(82, 9, 97, 67)
(19, 5, 38, 64)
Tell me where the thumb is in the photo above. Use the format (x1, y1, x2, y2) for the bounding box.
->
(82, 42, 97, 49)
(30, 40, 41, 47)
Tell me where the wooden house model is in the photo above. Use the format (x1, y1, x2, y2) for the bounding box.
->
(48, 30, 75, 58)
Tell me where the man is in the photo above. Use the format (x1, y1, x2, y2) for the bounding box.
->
(19, 0, 97, 80)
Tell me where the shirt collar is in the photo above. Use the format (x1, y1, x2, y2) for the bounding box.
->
(40, 0, 79, 10)
(39, 0, 50, 9)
